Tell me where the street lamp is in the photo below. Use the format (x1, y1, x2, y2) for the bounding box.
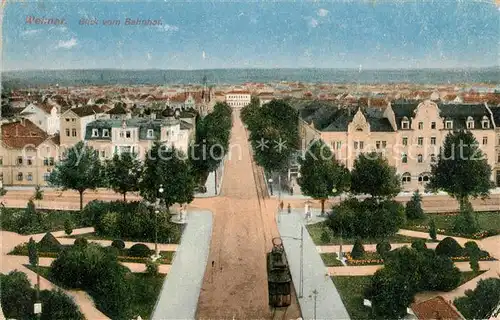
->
(281, 225, 304, 298)
(268, 178, 274, 196)
(152, 184, 164, 261)
(309, 289, 319, 320)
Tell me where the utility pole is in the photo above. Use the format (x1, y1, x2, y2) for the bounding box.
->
(309, 289, 318, 320)
(299, 225, 304, 298)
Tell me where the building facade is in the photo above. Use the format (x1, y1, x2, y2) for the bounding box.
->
(315, 100, 498, 191)
(225, 91, 251, 108)
(59, 105, 108, 148)
(20, 103, 60, 135)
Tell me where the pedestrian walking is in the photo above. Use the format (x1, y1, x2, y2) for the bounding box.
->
(287, 203, 291, 214)
(279, 200, 284, 212)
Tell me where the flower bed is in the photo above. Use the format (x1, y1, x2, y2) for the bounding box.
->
(345, 252, 384, 266)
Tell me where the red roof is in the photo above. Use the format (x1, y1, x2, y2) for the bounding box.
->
(226, 90, 250, 94)
(1, 119, 49, 149)
(411, 296, 463, 320)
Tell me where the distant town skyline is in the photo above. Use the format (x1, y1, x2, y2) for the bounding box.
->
(2, 1, 499, 71)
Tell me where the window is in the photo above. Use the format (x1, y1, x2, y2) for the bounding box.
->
(483, 137, 488, 145)
(417, 154, 423, 163)
(402, 153, 408, 163)
(103, 129, 110, 137)
(92, 128, 99, 137)
(336, 141, 342, 149)
(482, 119, 490, 129)
(27, 173, 33, 181)
(354, 141, 358, 149)
(497, 153, 500, 163)
(467, 117, 474, 129)
(147, 129, 154, 138)
(27, 157, 33, 166)
(431, 122, 436, 129)
(17, 157, 23, 165)
(402, 137, 408, 146)
(359, 141, 364, 150)
(418, 122, 423, 130)
(418, 137, 424, 146)
(65, 118, 70, 122)
(101, 150, 106, 157)
(44, 158, 50, 166)
(0, 157, 2, 166)
(418, 174, 430, 183)
(119, 131, 124, 138)
(430, 154, 436, 163)
(376, 141, 381, 149)
(43, 172, 50, 181)
(382, 141, 387, 148)
(430, 137, 436, 145)
(72, 129, 77, 137)
(72, 118, 76, 122)
(445, 121, 453, 129)
(17, 172, 23, 181)
(402, 172, 411, 183)
(126, 131, 131, 138)
(65, 128, 70, 137)
(401, 121, 409, 129)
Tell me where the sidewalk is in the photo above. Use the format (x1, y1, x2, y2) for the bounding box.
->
(195, 156, 226, 198)
(277, 212, 350, 320)
(151, 211, 213, 320)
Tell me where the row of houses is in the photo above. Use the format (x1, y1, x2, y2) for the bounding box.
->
(0, 103, 197, 187)
(296, 99, 500, 191)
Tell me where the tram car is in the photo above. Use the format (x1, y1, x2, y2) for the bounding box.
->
(267, 238, 292, 308)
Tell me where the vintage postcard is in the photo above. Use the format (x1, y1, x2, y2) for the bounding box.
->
(1, 1, 499, 319)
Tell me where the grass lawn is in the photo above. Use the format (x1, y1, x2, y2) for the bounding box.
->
(0, 207, 84, 235)
(404, 211, 500, 238)
(332, 271, 486, 319)
(308, 222, 436, 245)
(26, 265, 166, 319)
(320, 253, 344, 266)
(331, 276, 372, 320)
(66, 226, 184, 244)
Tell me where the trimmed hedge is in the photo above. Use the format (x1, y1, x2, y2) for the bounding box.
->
(129, 244, 152, 258)
(111, 239, 126, 250)
(435, 237, 463, 257)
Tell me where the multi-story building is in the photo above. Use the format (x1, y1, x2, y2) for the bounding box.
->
(225, 91, 251, 108)
(19, 102, 60, 135)
(491, 105, 500, 187)
(0, 119, 59, 186)
(303, 100, 498, 191)
(59, 105, 108, 148)
(85, 116, 193, 161)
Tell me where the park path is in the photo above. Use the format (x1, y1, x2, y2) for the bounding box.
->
(317, 242, 439, 253)
(195, 109, 301, 319)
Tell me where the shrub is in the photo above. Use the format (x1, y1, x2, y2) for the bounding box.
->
(429, 218, 437, 240)
(64, 218, 73, 235)
(0, 187, 7, 196)
(405, 190, 425, 220)
(464, 241, 481, 257)
(74, 237, 88, 247)
(411, 239, 427, 251)
(351, 239, 365, 259)
(40, 289, 84, 320)
(99, 212, 119, 237)
(376, 240, 391, 257)
(435, 237, 463, 257)
(111, 239, 126, 250)
(320, 229, 331, 244)
(0, 271, 33, 318)
(129, 243, 152, 257)
(146, 259, 159, 276)
(453, 201, 480, 236)
(38, 233, 62, 253)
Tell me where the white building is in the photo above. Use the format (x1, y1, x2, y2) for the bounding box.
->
(225, 91, 251, 108)
(20, 102, 60, 135)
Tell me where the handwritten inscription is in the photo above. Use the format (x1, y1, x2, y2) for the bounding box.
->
(79, 18, 163, 26)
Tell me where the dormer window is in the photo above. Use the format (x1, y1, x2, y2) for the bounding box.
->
(102, 129, 110, 137)
(445, 120, 453, 129)
(466, 116, 474, 129)
(92, 128, 99, 137)
(482, 116, 490, 129)
(147, 129, 154, 138)
(401, 117, 410, 129)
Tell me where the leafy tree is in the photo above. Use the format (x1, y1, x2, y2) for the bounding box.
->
(105, 152, 142, 202)
(18, 199, 42, 234)
(33, 185, 44, 208)
(140, 143, 196, 214)
(49, 141, 103, 210)
(454, 278, 500, 320)
(350, 152, 401, 199)
(429, 218, 437, 240)
(297, 140, 350, 214)
(427, 130, 494, 211)
(0, 271, 33, 318)
(464, 241, 481, 273)
(411, 239, 427, 251)
(405, 190, 425, 220)
(28, 237, 39, 267)
(376, 240, 391, 257)
(351, 239, 365, 259)
(240, 96, 261, 128)
(39, 289, 84, 320)
(452, 200, 480, 235)
(64, 218, 73, 235)
(74, 237, 88, 247)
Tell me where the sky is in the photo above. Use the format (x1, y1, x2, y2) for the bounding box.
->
(2, 0, 499, 70)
